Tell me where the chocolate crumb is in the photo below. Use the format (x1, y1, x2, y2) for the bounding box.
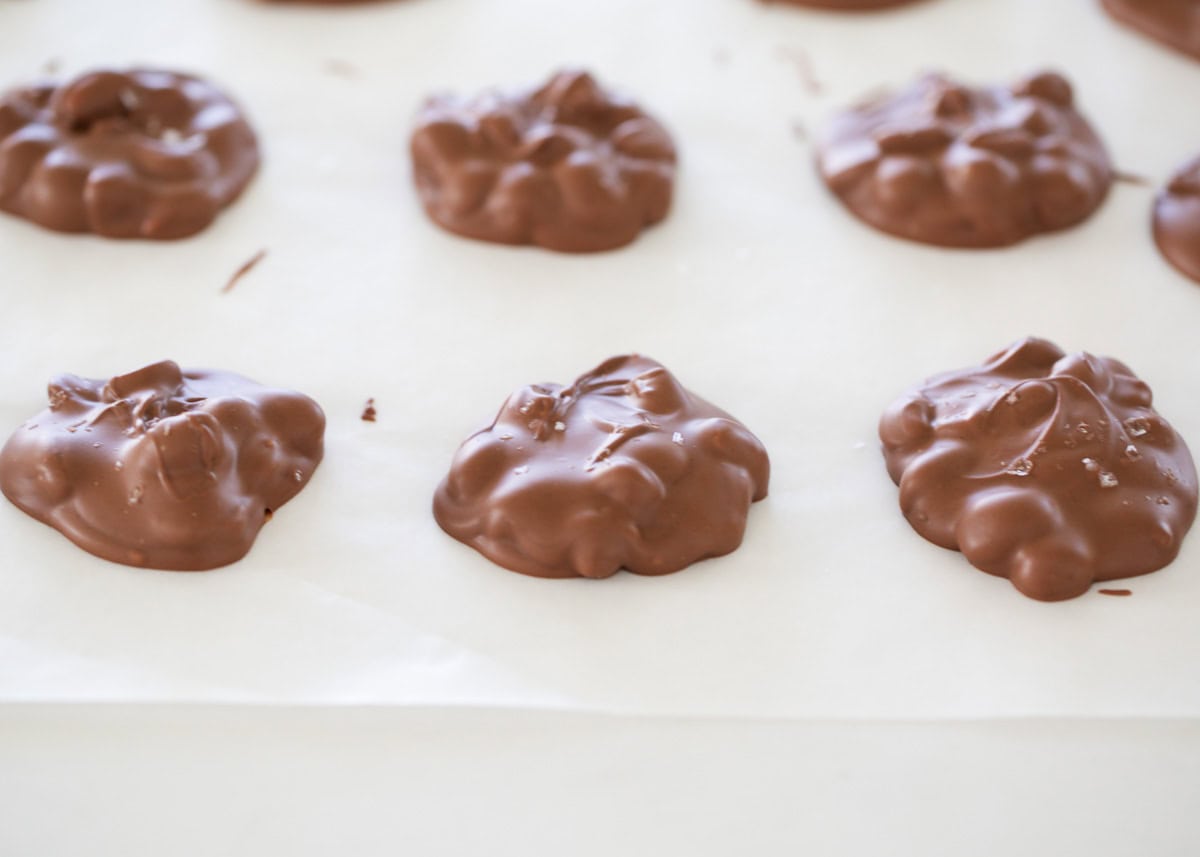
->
(361, 398, 377, 422)
(1113, 170, 1151, 187)
(1098, 588, 1133, 597)
(324, 59, 360, 79)
(775, 46, 824, 96)
(221, 248, 268, 294)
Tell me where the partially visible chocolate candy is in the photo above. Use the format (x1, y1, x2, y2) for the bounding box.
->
(760, 0, 922, 9)
(1100, 0, 1200, 61)
(0, 68, 259, 239)
(0, 361, 325, 570)
(411, 70, 677, 253)
(1153, 154, 1200, 284)
(880, 338, 1198, 601)
(433, 356, 769, 579)
(817, 71, 1112, 248)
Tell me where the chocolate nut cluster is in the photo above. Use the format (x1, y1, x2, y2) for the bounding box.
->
(880, 338, 1198, 601)
(0, 361, 325, 570)
(1153, 154, 1200, 284)
(818, 71, 1112, 248)
(411, 70, 677, 253)
(0, 68, 259, 239)
(434, 356, 769, 578)
(1100, 0, 1200, 61)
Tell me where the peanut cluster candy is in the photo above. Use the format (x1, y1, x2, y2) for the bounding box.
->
(411, 70, 676, 253)
(1100, 0, 1200, 62)
(818, 71, 1112, 248)
(880, 338, 1198, 601)
(0, 69, 259, 239)
(1154, 154, 1200, 284)
(0, 361, 324, 570)
(761, 0, 922, 9)
(434, 356, 769, 579)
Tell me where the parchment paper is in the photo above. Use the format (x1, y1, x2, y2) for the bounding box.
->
(2, 0, 1199, 718)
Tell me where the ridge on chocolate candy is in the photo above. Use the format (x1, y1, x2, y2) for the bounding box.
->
(0, 361, 325, 570)
(817, 70, 1112, 248)
(1153, 154, 1200, 284)
(880, 338, 1198, 601)
(0, 68, 259, 239)
(1100, 0, 1200, 62)
(410, 70, 677, 253)
(433, 356, 770, 579)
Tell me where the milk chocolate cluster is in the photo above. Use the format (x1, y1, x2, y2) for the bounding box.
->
(817, 71, 1112, 248)
(411, 70, 676, 253)
(880, 338, 1198, 601)
(0, 69, 259, 239)
(1100, 0, 1200, 61)
(434, 356, 769, 578)
(0, 361, 325, 570)
(1153, 154, 1200, 284)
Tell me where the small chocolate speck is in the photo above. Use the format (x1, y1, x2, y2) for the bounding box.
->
(324, 59, 360, 79)
(775, 46, 824, 96)
(1098, 588, 1132, 597)
(361, 398, 377, 423)
(221, 248, 268, 294)
(1113, 170, 1150, 187)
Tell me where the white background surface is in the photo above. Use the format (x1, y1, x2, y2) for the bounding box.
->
(1, 0, 1199, 853)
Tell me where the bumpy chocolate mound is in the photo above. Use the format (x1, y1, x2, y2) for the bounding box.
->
(411, 70, 676, 253)
(0, 69, 259, 239)
(0, 361, 324, 570)
(817, 71, 1112, 248)
(1153, 154, 1200, 284)
(1100, 0, 1200, 61)
(434, 356, 769, 579)
(880, 338, 1198, 601)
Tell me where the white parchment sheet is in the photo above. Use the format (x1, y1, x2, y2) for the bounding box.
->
(1, 0, 1199, 717)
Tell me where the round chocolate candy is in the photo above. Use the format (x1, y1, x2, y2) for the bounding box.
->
(0, 361, 324, 570)
(1100, 0, 1200, 62)
(411, 70, 676, 253)
(817, 71, 1112, 248)
(880, 338, 1197, 601)
(434, 355, 769, 579)
(1153, 154, 1200, 284)
(0, 68, 259, 239)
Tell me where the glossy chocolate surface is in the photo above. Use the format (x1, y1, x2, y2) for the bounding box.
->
(411, 70, 676, 253)
(0, 69, 259, 239)
(1153, 154, 1200, 284)
(434, 356, 769, 579)
(0, 361, 324, 570)
(880, 338, 1197, 601)
(817, 71, 1112, 248)
(1100, 0, 1200, 61)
